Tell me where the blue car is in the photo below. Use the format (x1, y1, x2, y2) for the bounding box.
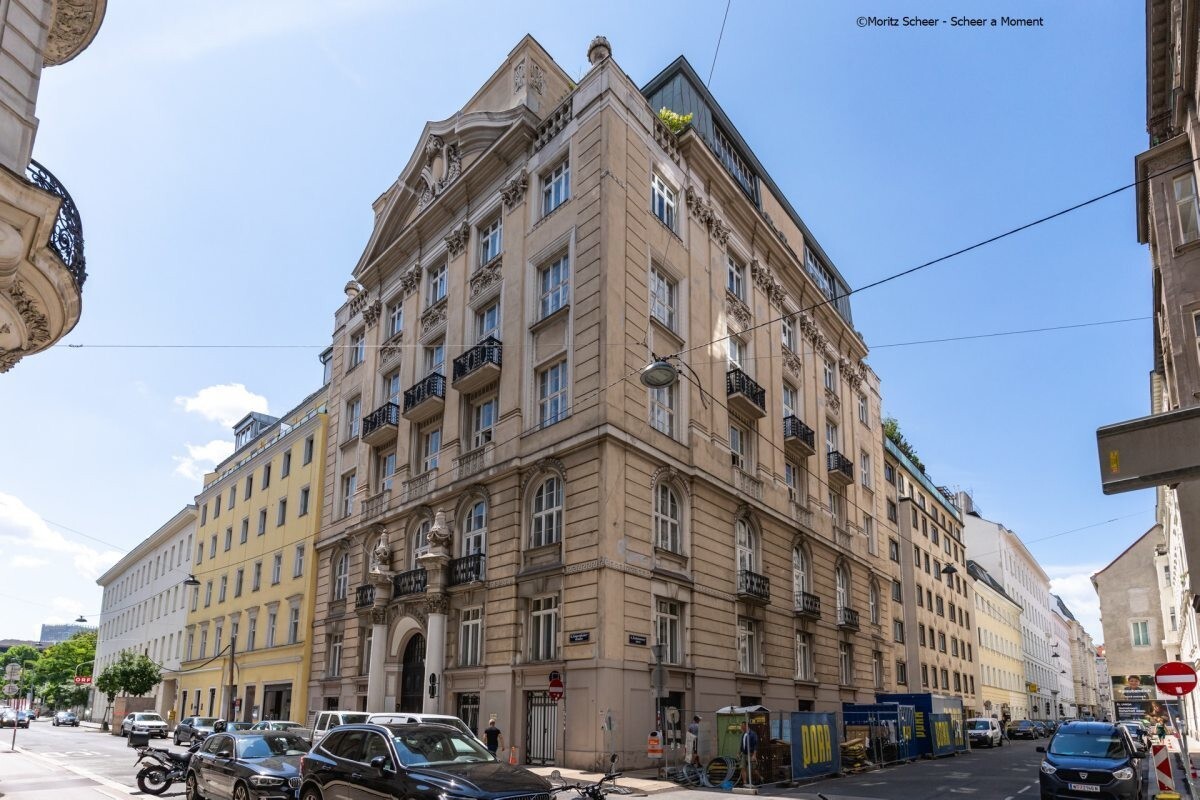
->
(1038, 720, 1146, 800)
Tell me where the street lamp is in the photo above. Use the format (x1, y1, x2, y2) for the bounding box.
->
(183, 575, 201, 587)
(74, 615, 87, 624)
(941, 564, 958, 576)
(638, 355, 710, 407)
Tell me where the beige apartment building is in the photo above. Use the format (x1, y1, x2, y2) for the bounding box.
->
(0, 0, 104, 372)
(968, 560, 1026, 722)
(307, 35, 898, 768)
(883, 438, 977, 714)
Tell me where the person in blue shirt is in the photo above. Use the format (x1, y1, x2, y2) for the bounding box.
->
(738, 721, 758, 785)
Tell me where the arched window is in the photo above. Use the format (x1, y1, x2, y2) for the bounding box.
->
(869, 580, 879, 624)
(333, 552, 349, 601)
(735, 519, 757, 572)
(792, 545, 809, 595)
(531, 477, 563, 547)
(462, 501, 487, 556)
(412, 519, 431, 565)
(653, 484, 681, 553)
(836, 563, 850, 611)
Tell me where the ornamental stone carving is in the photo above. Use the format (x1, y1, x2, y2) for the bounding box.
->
(349, 289, 370, 316)
(420, 297, 448, 336)
(825, 387, 841, 414)
(428, 509, 452, 548)
(402, 601, 428, 627)
(425, 594, 449, 615)
(588, 35, 612, 65)
(416, 136, 463, 211)
(44, 0, 105, 67)
(362, 299, 382, 327)
(445, 221, 470, 258)
(684, 186, 734, 243)
(370, 526, 391, 574)
(380, 334, 404, 364)
(501, 171, 528, 209)
(470, 256, 502, 299)
(513, 59, 526, 92)
(530, 62, 546, 96)
(726, 292, 751, 330)
(400, 265, 420, 296)
(520, 457, 567, 494)
(0, 281, 50, 374)
(783, 349, 802, 378)
(750, 259, 787, 309)
(371, 606, 388, 626)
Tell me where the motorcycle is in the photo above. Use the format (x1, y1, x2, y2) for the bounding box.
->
(135, 736, 204, 795)
(550, 754, 621, 800)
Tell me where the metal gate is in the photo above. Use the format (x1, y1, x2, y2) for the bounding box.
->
(457, 692, 480, 736)
(525, 691, 558, 765)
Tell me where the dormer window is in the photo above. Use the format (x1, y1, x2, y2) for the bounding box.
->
(234, 422, 255, 449)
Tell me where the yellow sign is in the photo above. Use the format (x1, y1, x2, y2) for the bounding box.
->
(1109, 450, 1120, 474)
(1026, 682, 1039, 692)
(800, 723, 832, 768)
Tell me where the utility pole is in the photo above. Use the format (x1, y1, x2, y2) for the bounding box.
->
(225, 640, 237, 722)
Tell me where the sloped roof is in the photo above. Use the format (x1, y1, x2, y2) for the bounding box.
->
(967, 559, 1022, 609)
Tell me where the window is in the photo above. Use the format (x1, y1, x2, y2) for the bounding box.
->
(252, 561, 262, 591)
(784, 460, 801, 502)
(1175, 173, 1200, 243)
(470, 398, 496, 449)
(654, 599, 682, 664)
(1131, 620, 1151, 647)
(333, 553, 348, 601)
(267, 610, 277, 647)
(204, 581, 212, 607)
(348, 331, 365, 369)
(539, 254, 569, 318)
(421, 427, 441, 473)
(346, 397, 362, 438)
(919, 624, 927, 647)
(726, 331, 746, 371)
(888, 538, 900, 562)
(234, 568, 244, 598)
(538, 360, 568, 426)
(726, 254, 745, 300)
(782, 316, 796, 352)
(860, 451, 872, 488)
(247, 615, 257, 650)
(531, 477, 563, 547)
(649, 382, 676, 437)
(257, 508, 267, 535)
(893, 619, 905, 643)
(328, 634, 343, 677)
(341, 472, 356, 518)
(729, 423, 748, 470)
(892, 580, 903, 603)
(873, 651, 883, 688)
(938, 631, 947, 652)
(530, 596, 559, 660)
(224, 527, 232, 551)
(782, 383, 798, 419)
(796, 632, 813, 680)
(281, 451, 291, 478)
(271, 553, 282, 585)
(218, 575, 227, 603)
(864, 515, 877, 555)
(424, 341, 445, 376)
(792, 545, 809, 594)
(835, 564, 850, 612)
(303, 436, 314, 465)
(737, 616, 759, 673)
(460, 607, 482, 666)
(649, 266, 677, 330)
(200, 504, 208, 526)
(239, 518, 248, 544)
(209, 535, 217, 558)
(884, 463, 895, 484)
(825, 421, 839, 454)
(387, 303, 404, 338)
(735, 519, 758, 572)
(896, 661, 908, 685)
(542, 160, 569, 215)
(411, 519, 431, 563)
(462, 501, 487, 555)
(887, 500, 898, 523)
(200, 628, 208, 658)
(858, 394, 868, 424)
(839, 642, 853, 684)
(951, 637, 959, 657)
(475, 301, 500, 342)
(921, 664, 929, 687)
(651, 173, 677, 230)
(228, 487, 235, 510)
(869, 582, 879, 623)
(299, 487, 310, 516)
(653, 484, 682, 553)
(478, 216, 502, 265)
(823, 358, 836, 392)
(427, 262, 447, 306)
(277, 498, 287, 526)
(213, 497, 220, 519)
(294, 544, 305, 578)
(244, 476, 253, 501)
(940, 668, 949, 690)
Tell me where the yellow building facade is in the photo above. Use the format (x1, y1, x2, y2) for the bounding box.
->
(968, 560, 1027, 722)
(177, 388, 327, 724)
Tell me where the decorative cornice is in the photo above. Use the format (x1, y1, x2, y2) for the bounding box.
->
(726, 292, 751, 330)
(425, 594, 449, 615)
(361, 299, 382, 328)
(684, 186, 731, 244)
(500, 171, 528, 209)
(750, 259, 787, 309)
(444, 221, 470, 258)
(520, 457, 567, 494)
(399, 265, 420, 296)
(825, 387, 841, 414)
(420, 297, 448, 337)
(380, 331, 405, 364)
(782, 348, 801, 378)
(469, 256, 503, 299)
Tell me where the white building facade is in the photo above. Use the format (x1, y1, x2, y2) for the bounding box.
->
(1051, 597, 1076, 719)
(92, 506, 196, 722)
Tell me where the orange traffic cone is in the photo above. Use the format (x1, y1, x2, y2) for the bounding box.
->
(508, 746, 518, 765)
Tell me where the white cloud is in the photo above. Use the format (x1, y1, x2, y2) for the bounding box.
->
(1046, 563, 1106, 644)
(173, 439, 235, 482)
(11, 555, 47, 569)
(0, 494, 122, 582)
(175, 384, 268, 427)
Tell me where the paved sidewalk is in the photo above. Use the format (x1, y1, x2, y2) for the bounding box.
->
(0, 745, 133, 800)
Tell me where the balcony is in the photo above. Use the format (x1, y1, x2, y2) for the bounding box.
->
(402, 373, 445, 422)
(452, 337, 502, 393)
(456, 443, 494, 480)
(403, 470, 436, 504)
(448, 553, 486, 586)
(361, 403, 400, 447)
(355, 584, 376, 609)
(726, 368, 767, 419)
(794, 591, 821, 618)
(737, 569, 770, 603)
(734, 468, 763, 501)
(363, 490, 391, 522)
(392, 568, 427, 597)
(827, 451, 854, 487)
(783, 416, 816, 459)
(26, 159, 86, 290)
(833, 524, 853, 551)
(838, 606, 860, 630)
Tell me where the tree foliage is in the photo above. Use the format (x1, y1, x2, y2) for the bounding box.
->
(96, 650, 161, 698)
(657, 107, 694, 134)
(883, 416, 926, 474)
(31, 631, 95, 710)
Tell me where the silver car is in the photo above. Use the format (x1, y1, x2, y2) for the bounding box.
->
(121, 711, 168, 738)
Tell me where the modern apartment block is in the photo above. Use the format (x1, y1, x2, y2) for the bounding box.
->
(882, 438, 977, 713)
(1138, 0, 1200, 736)
(961, 495, 1060, 722)
(967, 559, 1026, 722)
(308, 35, 896, 768)
(0, 0, 104, 372)
(93, 505, 196, 722)
(177, 389, 327, 723)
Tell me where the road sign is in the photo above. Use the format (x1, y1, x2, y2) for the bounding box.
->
(548, 674, 564, 702)
(73, 676, 92, 685)
(2, 684, 18, 697)
(4, 665, 20, 681)
(1156, 662, 1198, 696)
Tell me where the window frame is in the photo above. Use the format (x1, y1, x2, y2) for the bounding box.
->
(541, 159, 570, 216)
(538, 253, 570, 319)
(530, 476, 564, 548)
(650, 172, 678, 231)
(649, 264, 678, 331)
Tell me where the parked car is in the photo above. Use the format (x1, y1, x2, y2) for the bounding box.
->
(175, 715, 219, 745)
(0, 709, 20, 728)
(299, 723, 551, 800)
(1038, 720, 1146, 800)
(1007, 719, 1039, 740)
(121, 712, 169, 738)
(15, 711, 32, 728)
(310, 710, 371, 743)
(227, 721, 254, 731)
(1118, 721, 1151, 750)
(366, 712, 480, 741)
(53, 711, 78, 727)
(1032, 721, 1049, 738)
(249, 720, 305, 732)
(185, 730, 307, 800)
(966, 717, 1004, 748)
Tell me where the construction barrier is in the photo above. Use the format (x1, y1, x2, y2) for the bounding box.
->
(789, 712, 840, 780)
(1153, 744, 1176, 792)
(647, 731, 663, 759)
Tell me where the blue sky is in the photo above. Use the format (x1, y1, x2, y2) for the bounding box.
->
(0, 1, 1148, 644)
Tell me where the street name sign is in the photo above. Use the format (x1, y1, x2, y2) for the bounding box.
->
(1155, 661, 1198, 696)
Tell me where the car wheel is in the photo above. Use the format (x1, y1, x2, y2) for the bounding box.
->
(233, 783, 251, 800)
(185, 772, 204, 800)
(300, 785, 323, 800)
(174, 732, 182, 745)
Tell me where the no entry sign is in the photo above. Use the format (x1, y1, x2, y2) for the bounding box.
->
(1155, 661, 1198, 696)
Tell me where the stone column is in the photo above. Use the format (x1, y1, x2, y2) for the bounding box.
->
(419, 510, 452, 714)
(367, 525, 394, 711)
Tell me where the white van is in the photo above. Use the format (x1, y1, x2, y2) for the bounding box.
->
(966, 717, 1004, 748)
(311, 710, 372, 743)
(366, 712, 480, 742)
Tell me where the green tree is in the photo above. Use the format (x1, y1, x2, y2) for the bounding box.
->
(102, 650, 163, 698)
(95, 664, 120, 731)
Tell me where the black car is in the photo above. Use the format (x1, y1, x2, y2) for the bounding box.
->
(185, 730, 307, 800)
(1038, 720, 1146, 800)
(53, 711, 79, 727)
(1008, 720, 1040, 740)
(299, 723, 552, 800)
(176, 716, 220, 745)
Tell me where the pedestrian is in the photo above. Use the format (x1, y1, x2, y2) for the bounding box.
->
(1157, 720, 1167, 745)
(738, 720, 758, 786)
(484, 716, 504, 755)
(685, 715, 701, 767)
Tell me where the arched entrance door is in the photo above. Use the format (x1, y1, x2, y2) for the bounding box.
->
(398, 633, 426, 712)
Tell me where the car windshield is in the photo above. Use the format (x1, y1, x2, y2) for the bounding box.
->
(237, 734, 309, 758)
(194, 717, 218, 726)
(969, 721, 992, 730)
(391, 730, 494, 766)
(1049, 733, 1127, 759)
(137, 714, 164, 722)
(340, 713, 370, 724)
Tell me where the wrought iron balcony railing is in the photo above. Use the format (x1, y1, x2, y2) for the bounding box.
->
(392, 567, 427, 597)
(838, 606, 860, 629)
(355, 584, 375, 609)
(403, 373, 446, 414)
(452, 337, 502, 383)
(448, 553, 486, 586)
(794, 591, 821, 617)
(737, 569, 770, 602)
(26, 159, 86, 289)
(362, 402, 400, 443)
(726, 368, 766, 414)
(827, 450, 855, 484)
(783, 416, 816, 452)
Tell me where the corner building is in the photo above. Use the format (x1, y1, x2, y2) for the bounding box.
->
(310, 36, 895, 768)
